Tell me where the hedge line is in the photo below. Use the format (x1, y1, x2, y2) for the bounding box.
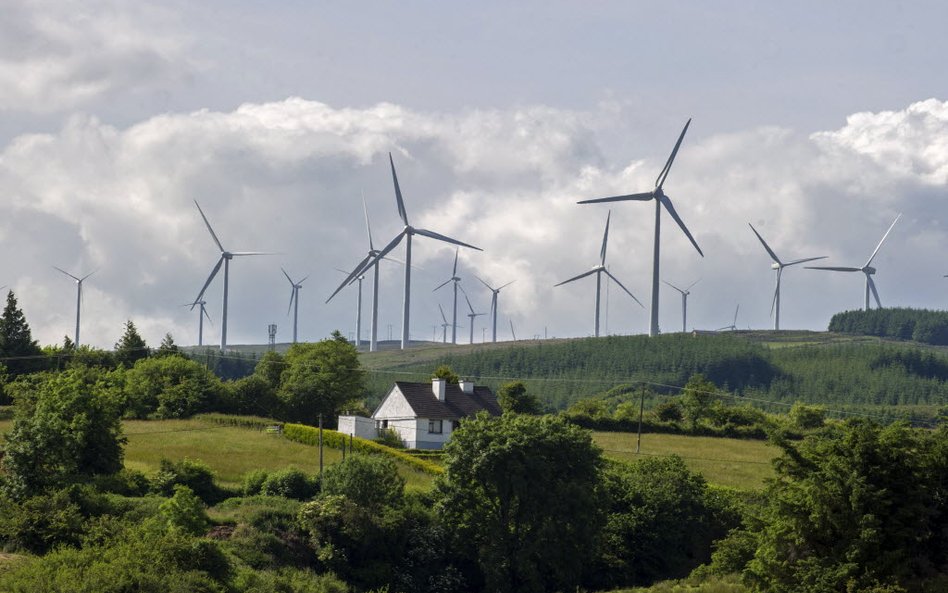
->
(564, 415, 771, 440)
(282, 423, 444, 476)
(196, 413, 282, 431)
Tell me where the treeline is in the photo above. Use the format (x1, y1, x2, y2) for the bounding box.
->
(364, 334, 948, 423)
(829, 307, 948, 344)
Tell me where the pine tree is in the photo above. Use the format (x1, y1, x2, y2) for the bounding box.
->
(114, 320, 149, 368)
(155, 333, 181, 358)
(0, 290, 42, 376)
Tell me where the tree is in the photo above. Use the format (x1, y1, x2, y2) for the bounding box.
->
(681, 373, 718, 428)
(746, 420, 948, 593)
(437, 413, 604, 593)
(123, 355, 224, 418)
(277, 331, 364, 426)
(0, 367, 126, 499)
(321, 454, 405, 509)
(154, 333, 181, 358)
(0, 290, 42, 376)
(114, 320, 148, 368)
(432, 365, 460, 384)
(497, 381, 542, 415)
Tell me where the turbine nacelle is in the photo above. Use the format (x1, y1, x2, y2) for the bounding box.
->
(864, 266, 876, 275)
(770, 262, 781, 271)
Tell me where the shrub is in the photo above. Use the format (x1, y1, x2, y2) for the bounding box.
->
(321, 455, 404, 509)
(242, 469, 270, 496)
(0, 488, 85, 554)
(151, 458, 220, 504)
(655, 401, 683, 422)
(160, 485, 209, 535)
(260, 468, 319, 501)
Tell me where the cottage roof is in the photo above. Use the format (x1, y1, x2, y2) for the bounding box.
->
(387, 381, 501, 420)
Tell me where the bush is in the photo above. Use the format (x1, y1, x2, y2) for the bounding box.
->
(321, 455, 404, 509)
(0, 488, 85, 554)
(655, 401, 683, 422)
(242, 469, 270, 496)
(160, 485, 209, 535)
(260, 468, 319, 501)
(151, 458, 221, 504)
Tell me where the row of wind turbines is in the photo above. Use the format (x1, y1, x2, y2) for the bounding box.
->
(43, 118, 909, 352)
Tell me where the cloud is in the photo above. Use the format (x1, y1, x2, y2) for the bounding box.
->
(0, 0, 193, 112)
(1, 97, 947, 348)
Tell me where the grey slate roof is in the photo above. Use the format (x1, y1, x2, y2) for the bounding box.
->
(391, 381, 501, 420)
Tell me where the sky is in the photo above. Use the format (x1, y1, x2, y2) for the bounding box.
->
(2, 0, 948, 349)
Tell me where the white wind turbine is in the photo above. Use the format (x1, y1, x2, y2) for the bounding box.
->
(555, 211, 643, 337)
(807, 214, 901, 311)
(433, 249, 462, 344)
(438, 304, 452, 343)
(461, 291, 485, 345)
(282, 268, 308, 344)
(662, 279, 699, 333)
(336, 153, 482, 350)
(717, 304, 740, 332)
(748, 223, 826, 330)
(53, 267, 95, 346)
(579, 119, 703, 337)
(183, 299, 212, 347)
(475, 276, 514, 344)
(509, 318, 517, 341)
(191, 200, 271, 351)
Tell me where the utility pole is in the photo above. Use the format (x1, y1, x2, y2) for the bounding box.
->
(318, 414, 324, 480)
(636, 385, 645, 454)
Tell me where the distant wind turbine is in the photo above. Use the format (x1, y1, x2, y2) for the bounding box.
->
(461, 290, 485, 345)
(807, 214, 902, 311)
(54, 267, 94, 346)
(717, 304, 740, 332)
(183, 299, 212, 347)
(191, 200, 272, 351)
(579, 119, 703, 337)
(282, 268, 308, 344)
(433, 249, 462, 344)
(748, 224, 826, 330)
(509, 318, 517, 341)
(338, 153, 482, 349)
(663, 279, 699, 333)
(475, 276, 514, 343)
(437, 304, 459, 343)
(555, 211, 643, 337)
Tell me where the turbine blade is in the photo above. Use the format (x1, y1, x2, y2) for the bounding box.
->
(433, 277, 453, 292)
(748, 223, 781, 265)
(287, 288, 296, 316)
(413, 228, 482, 251)
(604, 269, 643, 307)
(600, 210, 611, 266)
(389, 153, 409, 226)
(439, 303, 448, 324)
(806, 266, 860, 272)
(686, 278, 701, 291)
(230, 251, 275, 256)
(771, 270, 781, 317)
(578, 191, 654, 205)
(464, 294, 475, 315)
(660, 194, 703, 257)
(868, 275, 882, 308)
(733, 304, 740, 325)
(865, 213, 902, 267)
(452, 248, 459, 277)
(554, 268, 598, 286)
(662, 280, 685, 294)
(193, 257, 224, 308)
(326, 253, 374, 303)
(282, 267, 294, 285)
(194, 200, 225, 252)
(53, 266, 81, 282)
(498, 280, 515, 290)
(474, 274, 495, 291)
(655, 118, 691, 189)
(362, 189, 375, 251)
(298, 275, 309, 284)
(784, 256, 827, 267)
(79, 269, 96, 282)
(202, 305, 213, 325)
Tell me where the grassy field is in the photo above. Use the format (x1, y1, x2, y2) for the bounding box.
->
(593, 431, 776, 490)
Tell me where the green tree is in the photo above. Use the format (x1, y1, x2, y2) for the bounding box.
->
(432, 364, 460, 384)
(437, 413, 604, 593)
(0, 290, 43, 376)
(681, 373, 718, 428)
(160, 484, 209, 535)
(497, 381, 542, 415)
(154, 333, 181, 358)
(1, 367, 126, 499)
(123, 355, 224, 418)
(277, 331, 364, 426)
(114, 320, 148, 368)
(321, 454, 405, 509)
(746, 420, 948, 593)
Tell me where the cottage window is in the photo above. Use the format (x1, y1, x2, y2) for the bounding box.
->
(428, 419, 443, 434)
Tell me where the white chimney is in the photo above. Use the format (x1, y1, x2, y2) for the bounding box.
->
(432, 378, 447, 401)
(459, 379, 474, 394)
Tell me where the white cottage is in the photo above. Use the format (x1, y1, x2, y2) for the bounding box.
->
(370, 378, 500, 449)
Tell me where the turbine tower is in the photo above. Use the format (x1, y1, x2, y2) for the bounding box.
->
(433, 249, 462, 344)
(663, 279, 699, 333)
(717, 304, 740, 331)
(806, 214, 901, 311)
(338, 153, 481, 350)
(476, 276, 514, 343)
(438, 304, 451, 343)
(282, 268, 308, 344)
(578, 119, 703, 337)
(748, 224, 826, 330)
(184, 299, 212, 347)
(191, 200, 271, 352)
(509, 318, 517, 341)
(54, 267, 94, 346)
(554, 211, 643, 337)
(461, 291, 485, 345)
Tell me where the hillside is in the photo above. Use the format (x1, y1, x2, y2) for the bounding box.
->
(358, 331, 948, 423)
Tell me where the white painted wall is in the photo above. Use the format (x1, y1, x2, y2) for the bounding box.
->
(337, 415, 378, 440)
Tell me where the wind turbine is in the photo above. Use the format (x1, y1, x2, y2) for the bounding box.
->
(578, 119, 703, 337)
(433, 249, 462, 344)
(806, 214, 901, 311)
(191, 200, 271, 352)
(554, 211, 643, 337)
(663, 279, 699, 333)
(748, 224, 826, 330)
(53, 267, 94, 346)
(717, 304, 740, 331)
(183, 299, 212, 347)
(437, 304, 457, 343)
(282, 268, 308, 344)
(335, 153, 482, 350)
(509, 318, 517, 341)
(461, 291, 485, 345)
(475, 276, 514, 343)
